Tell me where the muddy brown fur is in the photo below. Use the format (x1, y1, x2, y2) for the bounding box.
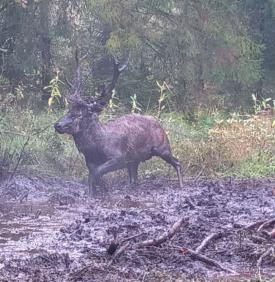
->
(54, 57, 183, 195)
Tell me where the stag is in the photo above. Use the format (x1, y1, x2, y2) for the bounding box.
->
(54, 54, 183, 196)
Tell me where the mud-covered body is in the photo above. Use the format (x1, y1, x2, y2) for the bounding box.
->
(74, 114, 170, 166)
(54, 57, 183, 195)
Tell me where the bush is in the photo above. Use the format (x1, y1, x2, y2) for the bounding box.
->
(0, 108, 86, 180)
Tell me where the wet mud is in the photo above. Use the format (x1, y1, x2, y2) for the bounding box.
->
(0, 175, 274, 281)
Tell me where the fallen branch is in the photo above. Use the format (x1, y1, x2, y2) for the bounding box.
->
(245, 220, 266, 230)
(257, 218, 275, 232)
(137, 217, 187, 248)
(121, 232, 146, 244)
(107, 232, 145, 255)
(107, 217, 187, 266)
(195, 233, 222, 254)
(179, 247, 236, 274)
(108, 242, 130, 266)
(250, 235, 267, 244)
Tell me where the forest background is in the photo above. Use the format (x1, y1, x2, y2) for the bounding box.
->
(0, 0, 274, 180)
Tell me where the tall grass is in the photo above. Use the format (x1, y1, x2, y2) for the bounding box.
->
(0, 103, 274, 181)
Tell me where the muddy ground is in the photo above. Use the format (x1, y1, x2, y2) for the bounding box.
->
(0, 174, 274, 282)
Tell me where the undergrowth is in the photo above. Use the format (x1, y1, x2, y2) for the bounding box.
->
(0, 94, 274, 181)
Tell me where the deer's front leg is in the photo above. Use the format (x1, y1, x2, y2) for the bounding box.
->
(127, 161, 139, 185)
(94, 158, 124, 181)
(86, 162, 99, 197)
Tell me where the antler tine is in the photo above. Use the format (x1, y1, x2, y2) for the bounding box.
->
(64, 74, 73, 89)
(103, 55, 129, 97)
(74, 48, 82, 95)
(85, 54, 129, 111)
(67, 48, 87, 106)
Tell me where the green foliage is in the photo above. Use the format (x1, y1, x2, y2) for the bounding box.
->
(252, 94, 275, 114)
(130, 94, 142, 113)
(0, 75, 9, 85)
(44, 72, 63, 111)
(1, 0, 275, 181)
(0, 108, 86, 179)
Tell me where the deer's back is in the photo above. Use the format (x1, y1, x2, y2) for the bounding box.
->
(103, 114, 170, 161)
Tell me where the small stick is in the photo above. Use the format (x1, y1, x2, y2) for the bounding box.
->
(257, 218, 275, 232)
(137, 217, 187, 248)
(194, 165, 206, 183)
(121, 232, 145, 244)
(107, 217, 187, 266)
(250, 235, 267, 244)
(179, 247, 236, 274)
(245, 220, 266, 230)
(195, 233, 222, 254)
(257, 247, 274, 268)
(108, 242, 130, 266)
(8, 136, 30, 182)
(34, 209, 42, 219)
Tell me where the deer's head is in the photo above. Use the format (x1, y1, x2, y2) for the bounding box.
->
(54, 52, 128, 135)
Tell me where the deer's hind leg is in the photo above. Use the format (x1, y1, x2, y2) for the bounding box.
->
(87, 163, 99, 197)
(127, 161, 139, 185)
(152, 148, 183, 188)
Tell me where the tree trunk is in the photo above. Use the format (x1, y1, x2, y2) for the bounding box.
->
(39, 0, 52, 100)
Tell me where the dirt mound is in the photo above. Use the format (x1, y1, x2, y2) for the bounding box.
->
(0, 175, 274, 281)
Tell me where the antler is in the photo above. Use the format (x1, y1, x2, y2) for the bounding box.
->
(66, 50, 129, 111)
(87, 55, 129, 112)
(67, 49, 87, 106)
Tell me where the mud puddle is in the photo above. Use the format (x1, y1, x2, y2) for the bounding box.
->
(0, 175, 274, 281)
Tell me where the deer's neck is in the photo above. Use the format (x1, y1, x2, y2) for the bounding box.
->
(73, 118, 103, 154)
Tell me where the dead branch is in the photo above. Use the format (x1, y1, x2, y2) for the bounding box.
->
(107, 232, 145, 255)
(107, 217, 187, 266)
(108, 242, 130, 266)
(257, 218, 275, 232)
(137, 217, 187, 248)
(245, 220, 266, 230)
(179, 247, 236, 274)
(195, 233, 222, 253)
(257, 247, 274, 268)
(250, 235, 267, 244)
(8, 135, 30, 183)
(121, 232, 146, 244)
(6, 124, 52, 184)
(194, 165, 206, 183)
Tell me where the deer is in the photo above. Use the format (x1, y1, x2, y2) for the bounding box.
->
(54, 53, 183, 196)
